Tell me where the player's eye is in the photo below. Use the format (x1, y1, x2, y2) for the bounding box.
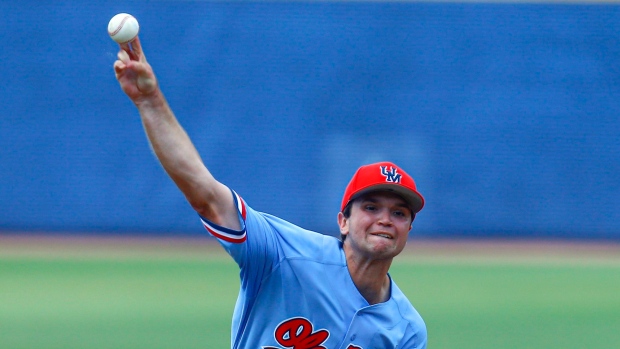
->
(393, 208, 412, 219)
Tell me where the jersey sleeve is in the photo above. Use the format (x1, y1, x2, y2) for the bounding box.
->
(199, 189, 248, 244)
(398, 319, 427, 349)
(198, 188, 280, 291)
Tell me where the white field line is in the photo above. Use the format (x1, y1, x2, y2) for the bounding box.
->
(399, 239, 620, 266)
(0, 234, 227, 261)
(150, 0, 620, 4)
(1, 235, 619, 266)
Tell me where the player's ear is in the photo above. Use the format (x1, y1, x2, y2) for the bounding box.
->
(408, 213, 416, 230)
(337, 212, 349, 236)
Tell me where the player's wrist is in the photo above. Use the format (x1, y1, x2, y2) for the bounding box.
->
(135, 89, 168, 115)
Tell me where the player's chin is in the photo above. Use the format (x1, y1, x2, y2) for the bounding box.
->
(368, 239, 403, 258)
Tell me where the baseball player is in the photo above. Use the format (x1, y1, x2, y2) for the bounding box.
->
(113, 37, 427, 349)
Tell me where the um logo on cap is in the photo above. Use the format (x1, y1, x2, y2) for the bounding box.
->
(381, 166, 401, 183)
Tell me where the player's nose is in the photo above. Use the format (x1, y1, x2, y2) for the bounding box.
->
(376, 209, 393, 226)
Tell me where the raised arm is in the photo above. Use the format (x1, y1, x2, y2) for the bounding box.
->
(113, 37, 240, 230)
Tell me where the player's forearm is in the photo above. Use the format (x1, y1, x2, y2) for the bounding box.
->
(136, 92, 216, 209)
(134, 90, 241, 230)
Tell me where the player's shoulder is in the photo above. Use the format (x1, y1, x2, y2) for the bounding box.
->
(390, 280, 426, 328)
(389, 282, 428, 348)
(254, 211, 344, 263)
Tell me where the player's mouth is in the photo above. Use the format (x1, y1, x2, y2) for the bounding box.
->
(371, 233, 393, 239)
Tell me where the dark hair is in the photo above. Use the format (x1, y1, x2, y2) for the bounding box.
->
(340, 203, 352, 242)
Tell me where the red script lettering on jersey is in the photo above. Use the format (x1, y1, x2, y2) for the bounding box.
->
(264, 317, 329, 349)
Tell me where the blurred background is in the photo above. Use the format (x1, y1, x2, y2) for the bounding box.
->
(1, 1, 619, 349)
(0, 1, 620, 240)
(1, 1, 619, 240)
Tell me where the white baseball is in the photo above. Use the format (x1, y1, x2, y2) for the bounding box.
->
(108, 13, 140, 44)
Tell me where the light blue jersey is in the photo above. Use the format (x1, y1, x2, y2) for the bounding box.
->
(200, 190, 427, 349)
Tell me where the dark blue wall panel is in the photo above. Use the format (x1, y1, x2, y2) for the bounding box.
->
(1, 2, 619, 239)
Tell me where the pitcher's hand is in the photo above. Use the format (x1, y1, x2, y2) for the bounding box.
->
(113, 36, 158, 105)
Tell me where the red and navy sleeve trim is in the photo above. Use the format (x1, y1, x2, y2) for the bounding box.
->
(199, 190, 247, 243)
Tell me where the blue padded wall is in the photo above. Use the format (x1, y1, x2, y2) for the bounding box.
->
(1, 2, 619, 239)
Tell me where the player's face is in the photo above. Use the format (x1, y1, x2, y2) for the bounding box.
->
(339, 191, 413, 260)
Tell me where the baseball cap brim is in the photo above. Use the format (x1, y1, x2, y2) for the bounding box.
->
(346, 183, 425, 214)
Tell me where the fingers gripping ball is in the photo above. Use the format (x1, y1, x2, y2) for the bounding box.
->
(108, 13, 139, 44)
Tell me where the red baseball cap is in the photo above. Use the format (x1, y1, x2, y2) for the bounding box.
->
(341, 162, 425, 214)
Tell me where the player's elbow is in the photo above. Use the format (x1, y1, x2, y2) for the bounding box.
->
(190, 200, 214, 218)
(186, 190, 216, 218)
(185, 182, 231, 223)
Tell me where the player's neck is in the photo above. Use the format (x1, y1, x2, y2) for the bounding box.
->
(344, 249, 392, 304)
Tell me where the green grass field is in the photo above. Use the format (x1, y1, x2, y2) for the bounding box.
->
(1, 236, 619, 349)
